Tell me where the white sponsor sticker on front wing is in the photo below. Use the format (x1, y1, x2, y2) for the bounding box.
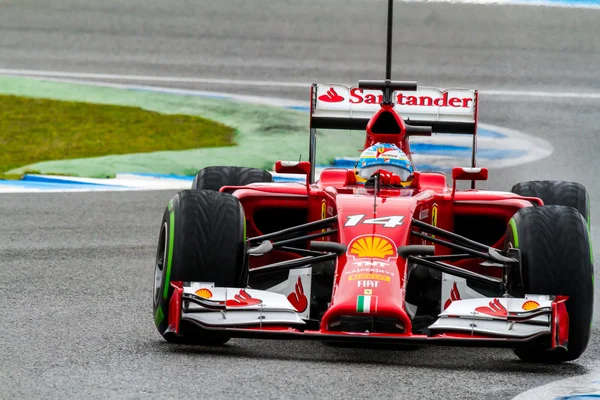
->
(183, 282, 298, 312)
(441, 296, 553, 320)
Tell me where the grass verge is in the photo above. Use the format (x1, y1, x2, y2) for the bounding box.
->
(0, 94, 235, 179)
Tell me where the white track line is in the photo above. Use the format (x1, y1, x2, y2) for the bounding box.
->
(4, 76, 307, 108)
(392, 0, 600, 9)
(0, 69, 308, 88)
(512, 365, 600, 400)
(483, 89, 600, 99)
(1, 69, 600, 100)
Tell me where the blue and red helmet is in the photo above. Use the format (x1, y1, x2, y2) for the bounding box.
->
(354, 143, 414, 185)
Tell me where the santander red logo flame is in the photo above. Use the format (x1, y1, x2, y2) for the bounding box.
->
(444, 282, 461, 310)
(318, 87, 345, 103)
(225, 289, 262, 307)
(287, 277, 308, 313)
(475, 298, 507, 317)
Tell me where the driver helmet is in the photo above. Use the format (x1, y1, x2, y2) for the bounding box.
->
(354, 143, 414, 185)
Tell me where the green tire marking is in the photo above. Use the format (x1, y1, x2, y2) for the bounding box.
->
(154, 306, 165, 326)
(587, 194, 591, 229)
(590, 234, 594, 266)
(509, 218, 519, 248)
(587, 199, 593, 265)
(163, 208, 175, 300)
(588, 210, 591, 229)
(168, 199, 173, 212)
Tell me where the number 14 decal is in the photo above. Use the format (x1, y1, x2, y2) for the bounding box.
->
(344, 214, 405, 228)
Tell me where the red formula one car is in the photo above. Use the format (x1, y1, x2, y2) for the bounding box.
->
(152, 78, 593, 363)
(152, 5, 592, 364)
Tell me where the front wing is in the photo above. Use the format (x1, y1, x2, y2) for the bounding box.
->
(166, 282, 569, 350)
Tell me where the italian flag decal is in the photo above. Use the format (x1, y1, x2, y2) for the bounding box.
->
(356, 295, 378, 313)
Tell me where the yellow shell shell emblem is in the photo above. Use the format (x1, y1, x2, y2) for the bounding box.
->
(195, 288, 213, 299)
(349, 236, 395, 259)
(522, 300, 540, 311)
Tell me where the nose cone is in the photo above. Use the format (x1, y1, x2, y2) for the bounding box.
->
(321, 232, 413, 333)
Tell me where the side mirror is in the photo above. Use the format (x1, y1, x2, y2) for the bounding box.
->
(452, 167, 488, 181)
(275, 161, 311, 175)
(451, 167, 488, 197)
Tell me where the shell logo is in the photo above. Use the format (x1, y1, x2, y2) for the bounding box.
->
(195, 288, 213, 299)
(349, 235, 396, 259)
(522, 300, 540, 311)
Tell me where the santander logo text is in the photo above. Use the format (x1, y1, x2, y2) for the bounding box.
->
(318, 87, 345, 103)
(349, 88, 473, 108)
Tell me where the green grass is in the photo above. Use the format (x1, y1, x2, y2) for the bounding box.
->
(0, 94, 235, 177)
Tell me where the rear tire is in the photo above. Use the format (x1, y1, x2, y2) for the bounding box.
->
(153, 189, 248, 344)
(505, 205, 593, 363)
(511, 180, 590, 226)
(192, 166, 273, 191)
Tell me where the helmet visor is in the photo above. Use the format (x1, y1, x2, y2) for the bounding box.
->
(358, 164, 413, 181)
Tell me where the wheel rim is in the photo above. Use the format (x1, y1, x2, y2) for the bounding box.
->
(153, 222, 168, 306)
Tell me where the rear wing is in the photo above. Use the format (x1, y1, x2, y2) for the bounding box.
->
(309, 83, 479, 134)
(306, 83, 479, 185)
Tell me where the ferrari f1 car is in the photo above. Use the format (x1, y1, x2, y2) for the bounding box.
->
(152, 78, 593, 363)
(152, 4, 592, 365)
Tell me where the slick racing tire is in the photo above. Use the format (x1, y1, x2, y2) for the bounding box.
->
(192, 166, 273, 191)
(511, 180, 590, 227)
(153, 189, 248, 345)
(505, 205, 593, 363)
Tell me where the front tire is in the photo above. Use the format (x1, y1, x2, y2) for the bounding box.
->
(506, 205, 593, 363)
(153, 189, 248, 344)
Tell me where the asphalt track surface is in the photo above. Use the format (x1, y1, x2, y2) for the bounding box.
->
(1, 0, 600, 398)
